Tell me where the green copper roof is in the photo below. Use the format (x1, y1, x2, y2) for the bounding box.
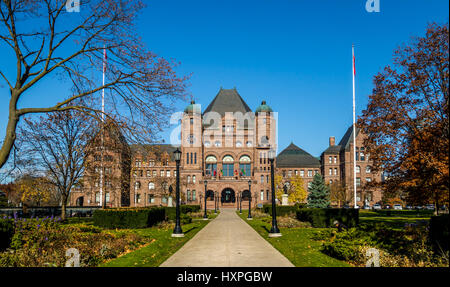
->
(255, 100, 273, 113)
(184, 100, 201, 114)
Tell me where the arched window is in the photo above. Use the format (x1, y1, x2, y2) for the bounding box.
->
(222, 155, 234, 162)
(239, 155, 251, 163)
(239, 155, 251, 177)
(236, 141, 242, 147)
(205, 155, 218, 176)
(356, 166, 361, 173)
(149, 182, 155, 190)
(135, 181, 141, 189)
(366, 166, 371, 173)
(246, 141, 253, 147)
(222, 155, 234, 176)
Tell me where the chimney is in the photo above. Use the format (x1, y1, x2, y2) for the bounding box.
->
(329, 136, 335, 146)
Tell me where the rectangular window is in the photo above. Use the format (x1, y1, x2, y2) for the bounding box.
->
(153, 170, 156, 177)
(266, 190, 269, 201)
(186, 153, 189, 164)
(166, 170, 170, 177)
(308, 170, 313, 177)
(223, 164, 234, 177)
(190, 152, 193, 164)
(136, 194, 141, 203)
(160, 170, 164, 177)
(334, 156, 337, 164)
(174, 170, 177, 177)
(187, 190, 191, 201)
(295, 170, 298, 176)
(356, 177, 361, 187)
(206, 163, 217, 176)
(329, 168, 333, 175)
(300, 170, 304, 177)
(147, 170, 151, 177)
(239, 163, 251, 177)
(355, 152, 359, 161)
(194, 153, 197, 164)
(149, 194, 155, 204)
(187, 175, 191, 183)
(260, 191, 264, 201)
(95, 193, 100, 203)
(266, 175, 269, 183)
(315, 170, 319, 175)
(288, 170, 292, 177)
(260, 175, 264, 184)
(334, 168, 338, 176)
(192, 190, 196, 201)
(360, 152, 365, 161)
(193, 175, 196, 183)
(329, 156, 332, 164)
(139, 170, 143, 177)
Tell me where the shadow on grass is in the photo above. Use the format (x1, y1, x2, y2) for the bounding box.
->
(183, 226, 198, 235)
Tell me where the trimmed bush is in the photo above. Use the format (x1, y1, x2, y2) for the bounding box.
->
(93, 207, 165, 229)
(262, 204, 299, 217)
(0, 219, 14, 251)
(296, 208, 359, 228)
(165, 205, 201, 221)
(429, 214, 449, 253)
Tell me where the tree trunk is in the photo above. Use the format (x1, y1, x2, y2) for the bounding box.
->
(0, 94, 19, 169)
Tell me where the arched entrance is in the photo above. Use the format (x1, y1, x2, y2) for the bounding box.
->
(241, 190, 251, 200)
(206, 190, 215, 200)
(221, 188, 235, 204)
(76, 196, 84, 207)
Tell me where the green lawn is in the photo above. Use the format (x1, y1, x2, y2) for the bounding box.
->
(101, 215, 215, 267)
(237, 211, 351, 267)
(359, 210, 432, 230)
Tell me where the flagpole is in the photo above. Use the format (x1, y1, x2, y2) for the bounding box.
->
(352, 44, 357, 209)
(99, 47, 106, 208)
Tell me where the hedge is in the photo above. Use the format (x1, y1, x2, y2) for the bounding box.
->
(165, 205, 201, 221)
(0, 219, 14, 251)
(93, 207, 165, 229)
(429, 214, 449, 253)
(296, 208, 359, 228)
(262, 204, 300, 217)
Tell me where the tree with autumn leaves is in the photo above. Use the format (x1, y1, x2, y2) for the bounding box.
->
(274, 173, 307, 204)
(359, 23, 449, 213)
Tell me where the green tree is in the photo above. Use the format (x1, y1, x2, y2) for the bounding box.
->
(307, 173, 330, 208)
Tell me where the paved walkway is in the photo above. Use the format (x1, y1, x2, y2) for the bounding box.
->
(160, 208, 294, 267)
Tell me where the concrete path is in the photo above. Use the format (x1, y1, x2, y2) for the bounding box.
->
(160, 208, 294, 267)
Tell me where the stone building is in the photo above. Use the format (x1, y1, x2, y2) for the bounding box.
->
(70, 88, 382, 208)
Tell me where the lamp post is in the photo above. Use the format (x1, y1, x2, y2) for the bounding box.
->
(239, 191, 242, 214)
(247, 180, 252, 220)
(214, 191, 217, 214)
(172, 148, 184, 237)
(203, 180, 208, 220)
(268, 148, 281, 237)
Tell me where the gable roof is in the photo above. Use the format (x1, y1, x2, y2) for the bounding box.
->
(338, 125, 360, 151)
(130, 144, 178, 161)
(322, 144, 342, 154)
(203, 88, 252, 116)
(276, 143, 320, 168)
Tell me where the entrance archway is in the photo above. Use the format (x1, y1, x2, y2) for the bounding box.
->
(221, 188, 235, 203)
(241, 190, 251, 200)
(206, 190, 214, 200)
(76, 196, 84, 207)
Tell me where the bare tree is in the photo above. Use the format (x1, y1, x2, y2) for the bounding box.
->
(0, 0, 189, 169)
(18, 109, 94, 219)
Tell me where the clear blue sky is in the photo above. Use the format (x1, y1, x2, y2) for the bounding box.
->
(0, 0, 448, 157)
